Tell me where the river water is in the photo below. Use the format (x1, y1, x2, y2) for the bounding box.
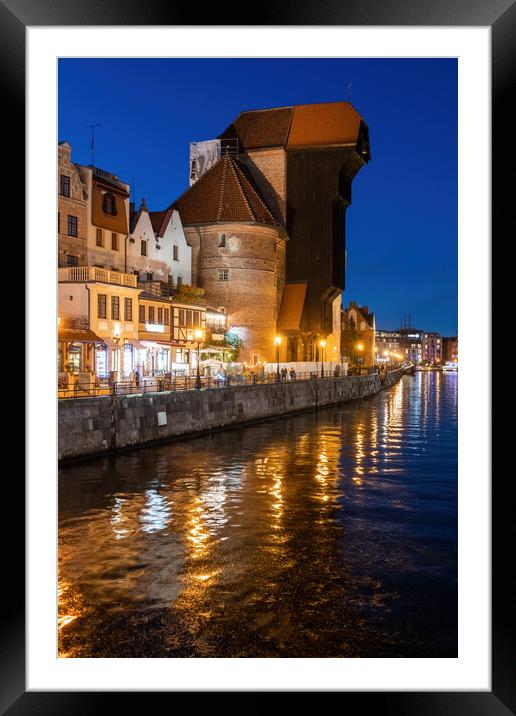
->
(58, 371, 458, 658)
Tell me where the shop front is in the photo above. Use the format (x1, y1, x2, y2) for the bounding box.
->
(58, 326, 104, 395)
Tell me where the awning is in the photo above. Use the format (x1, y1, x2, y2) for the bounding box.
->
(99, 337, 120, 349)
(128, 339, 147, 350)
(58, 328, 104, 343)
(277, 282, 307, 332)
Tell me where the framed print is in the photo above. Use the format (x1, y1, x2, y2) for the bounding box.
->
(4, 0, 509, 711)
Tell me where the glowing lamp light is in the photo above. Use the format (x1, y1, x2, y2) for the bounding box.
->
(319, 340, 326, 349)
(356, 343, 364, 351)
(274, 336, 282, 346)
(194, 329, 203, 340)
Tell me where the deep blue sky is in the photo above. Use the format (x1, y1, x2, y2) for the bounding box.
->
(58, 58, 457, 334)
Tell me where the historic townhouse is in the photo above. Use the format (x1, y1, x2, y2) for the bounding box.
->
(57, 142, 88, 267)
(57, 143, 208, 388)
(128, 199, 192, 286)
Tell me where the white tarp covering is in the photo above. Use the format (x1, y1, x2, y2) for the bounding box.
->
(189, 139, 221, 185)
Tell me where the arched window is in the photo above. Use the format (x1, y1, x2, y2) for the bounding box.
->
(102, 192, 117, 215)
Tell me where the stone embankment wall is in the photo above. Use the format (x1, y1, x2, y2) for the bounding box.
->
(59, 368, 405, 462)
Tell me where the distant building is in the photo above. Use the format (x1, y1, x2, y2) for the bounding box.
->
(398, 328, 425, 364)
(422, 332, 443, 365)
(375, 329, 403, 361)
(341, 302, 376, 367)
(442, 336, 458, 363)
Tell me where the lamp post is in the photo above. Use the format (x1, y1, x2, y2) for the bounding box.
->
(274, 335, 282, 382)
(356, 342, 364, 374)
(319, 339, 326, 378)
(194, 329, 203, 389)
(112, 331, 121, 383)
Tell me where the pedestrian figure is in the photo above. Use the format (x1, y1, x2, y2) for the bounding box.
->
(281, 367, 287, 381)
(289, 368, 296, 381)
(134, 369, 140, 388)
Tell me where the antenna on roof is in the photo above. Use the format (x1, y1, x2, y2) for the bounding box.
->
(85, 123, 101, 166)
(347, 82, 352, 103)
(131, 177, 137, 206)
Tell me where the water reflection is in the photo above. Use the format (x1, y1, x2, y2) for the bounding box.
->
(59, 372, 458, 658)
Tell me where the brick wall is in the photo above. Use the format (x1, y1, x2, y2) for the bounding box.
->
(240, 148, 287, 224)
(184, 223, 285, 364)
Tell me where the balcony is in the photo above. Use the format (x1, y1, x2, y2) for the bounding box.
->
(58, 266, 138, 288)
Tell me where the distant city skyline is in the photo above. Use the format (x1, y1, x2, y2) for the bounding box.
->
(58, 57, 457, 335)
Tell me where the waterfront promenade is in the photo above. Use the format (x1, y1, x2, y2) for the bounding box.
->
(58, 367, 407, 462)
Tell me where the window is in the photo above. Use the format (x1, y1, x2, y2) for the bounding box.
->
(60, 174, 70, 197)
(173, 245, 179, 261)
(112, 233, 119, 251)
(139, 304, 145, 324)
(133, 270, 140, 279)
(97, 294, 107, 319)
(148, 306, 155, 323)
(96, 229, 104, 247)
(67, 215, 78, 237)
(146, 272, 153, 281)
(186, 310, 193, 328)
(178, 309, 186, 327)
(111, 296, 120, 320)
(66, 255, 78, 267)
(141, 240, 147, 256)
(176, 276, 182, 287)
(218, 269, 229, 281)
(164, 308, 170, 325)
(157, 307, 163, 324)
(103, 193, 117, 215)
(193, 310, 200, 327)
(124, 298, 132, 321)
(218, 233, 226, 247)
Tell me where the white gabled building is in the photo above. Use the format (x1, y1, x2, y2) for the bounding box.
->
(127, 200, 192, 287)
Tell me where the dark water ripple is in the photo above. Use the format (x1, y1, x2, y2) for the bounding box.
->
(58, 372, 457, 657)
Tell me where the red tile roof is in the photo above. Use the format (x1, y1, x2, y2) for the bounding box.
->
(219, 107, 294, 150)
(277, 282, 308, 331)
(171, 153, 278, 226)
(287, 102, 362, 148)
(219, 101, 364, 150)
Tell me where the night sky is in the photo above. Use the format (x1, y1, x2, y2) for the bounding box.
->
(58, 58, 457, 335)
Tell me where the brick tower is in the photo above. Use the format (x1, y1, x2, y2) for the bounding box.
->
(219, 101, 371, 363)
(171, 152, 287, 365)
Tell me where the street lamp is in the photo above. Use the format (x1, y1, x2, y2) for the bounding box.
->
(274, 335, 282, 382)
(194, 329, 203, 389)
(319, 339, 326, 378)
(356, 342, 364, 374)
(112, 330, 121, 382)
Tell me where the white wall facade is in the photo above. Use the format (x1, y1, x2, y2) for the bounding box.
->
(127, 209, 192, 286)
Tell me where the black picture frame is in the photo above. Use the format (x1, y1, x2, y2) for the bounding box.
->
(6, 0, 506, 711)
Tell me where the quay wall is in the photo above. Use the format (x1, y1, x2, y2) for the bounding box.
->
(58, 368, 405, 462)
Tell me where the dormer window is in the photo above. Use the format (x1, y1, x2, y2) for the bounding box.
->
(102, 192, 117, 216)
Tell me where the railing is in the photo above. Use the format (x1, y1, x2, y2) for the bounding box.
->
(57, 368, 387, 400)
(58, 267, 138, 287)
